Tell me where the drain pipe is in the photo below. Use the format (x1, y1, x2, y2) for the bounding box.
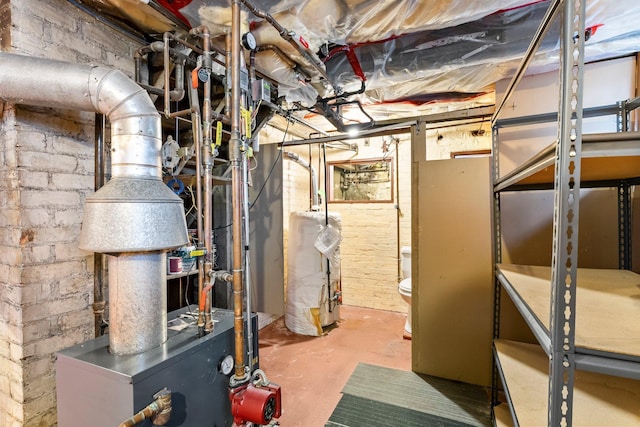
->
(283, 151, 320, 210)
(0, 53, 189, 355)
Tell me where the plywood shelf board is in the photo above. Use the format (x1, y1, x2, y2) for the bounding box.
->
(497, 264, 640, 359)
(495, 139, 640, 190)
(492, 403, 514, 427)
(495, 339, 640, 426)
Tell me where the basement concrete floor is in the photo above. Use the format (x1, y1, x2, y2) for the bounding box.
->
(258, 305, 412, 427)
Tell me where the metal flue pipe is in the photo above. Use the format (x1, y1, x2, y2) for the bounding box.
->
(0, 53, 188, 355)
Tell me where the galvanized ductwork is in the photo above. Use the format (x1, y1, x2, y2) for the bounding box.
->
(0, 53, 188, 355)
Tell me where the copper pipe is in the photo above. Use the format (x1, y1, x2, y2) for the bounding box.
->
(231, 0, 246, 381)
(187, 68, 205, 334)
(190, 25, 215, 334)
(118, 389, 172, 427)
(225, 34, 232, 117)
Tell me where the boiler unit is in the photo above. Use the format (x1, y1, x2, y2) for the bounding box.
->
(56, 309, 258, 427)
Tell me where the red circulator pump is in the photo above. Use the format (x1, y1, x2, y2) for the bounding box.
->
(230, 369, 281, 426)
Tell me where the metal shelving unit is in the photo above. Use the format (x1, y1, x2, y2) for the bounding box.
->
(491, 0, 640, 425)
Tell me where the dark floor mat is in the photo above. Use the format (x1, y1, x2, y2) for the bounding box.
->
(327, 363, 491, 427)
(326, 394, 480, 427)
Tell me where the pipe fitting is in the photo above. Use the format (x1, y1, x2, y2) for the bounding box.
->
(212, 270, 233, 282)
(118, 388, 172, 427)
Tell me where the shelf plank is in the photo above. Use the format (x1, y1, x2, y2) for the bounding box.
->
(497, 264, 640, 360)
(492, 403, 514, 427)
(167, 269, 199, 280)
(495, 339, 640, 426)
(495, 139, 640, 191)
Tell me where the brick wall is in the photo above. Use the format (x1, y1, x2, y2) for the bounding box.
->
(0, 0, 142, 425)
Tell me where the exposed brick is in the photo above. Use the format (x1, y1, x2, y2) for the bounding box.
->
(58, 275, 90, 297)
(21, 189, 80, 209)
(18, 170, 48, 189)
(51, 173, 93, 190)
(8, 27, 45, 56)
(22, 388, 56, 423)
(9, 3, 44, 39)
(57, 307, 93, 333)
(22, 355, 54, 384)
(22, 320, 50, 344)
(54, 209, 84, 227)
(51, 133, 94, 158)
(0, 228, 21, 250)
(34, 0, 80, 32)
(22, 245, 53, 264)
(54, 242, 86, 261)
(48, 23, 98, 58)
(22, 260, 86, 284)
(17, 151, 77, 173)
(45, 225, 81, 244)
(14, 130, 47, 152)
(32, 324, 89, 355)
(0, 208, 20, 227)
(0, 189, 20, 208)
(22, 208, 52, 227)
(0, 321, 22, 345)
(2, 396, 25, 423)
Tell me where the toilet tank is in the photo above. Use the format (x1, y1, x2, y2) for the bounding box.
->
(401, 246, 412, 279)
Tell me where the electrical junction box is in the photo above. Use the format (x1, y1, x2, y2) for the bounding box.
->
(252, 79, 271, 102)
(56, 309, 258, 427)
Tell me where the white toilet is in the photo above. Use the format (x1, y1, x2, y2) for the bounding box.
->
(399, 246, 412, 338)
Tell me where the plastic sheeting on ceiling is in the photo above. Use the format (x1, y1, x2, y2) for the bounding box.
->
(80, 0, 640, 126)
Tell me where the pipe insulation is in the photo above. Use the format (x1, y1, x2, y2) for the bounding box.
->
(0, 53, 189, 355)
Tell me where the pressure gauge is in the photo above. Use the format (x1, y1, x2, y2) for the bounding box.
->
(242, 32, 257, 51)
(219, 354, 234, 375)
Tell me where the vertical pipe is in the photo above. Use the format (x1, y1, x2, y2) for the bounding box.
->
(108, 252, 167, 355)
(190, 26, 215, 334)
(93, 113, 106, 337)
(395, 137, 401, 283)
(322, 143, 332, 313)
(231, 0, 247, 380)
(188, 68, 205, 329)
(225, 35, 232, 117)
(163, 32, 172, 117)
(243, 144, 254, 371)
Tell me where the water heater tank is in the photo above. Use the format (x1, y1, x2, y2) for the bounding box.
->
(286, 211, 342, 336)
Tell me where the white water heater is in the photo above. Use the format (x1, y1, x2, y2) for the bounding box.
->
(286, 211, 342, 336)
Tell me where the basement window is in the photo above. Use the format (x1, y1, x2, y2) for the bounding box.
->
(450, 149, 491, 159)
(327, 158, 394, 203)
